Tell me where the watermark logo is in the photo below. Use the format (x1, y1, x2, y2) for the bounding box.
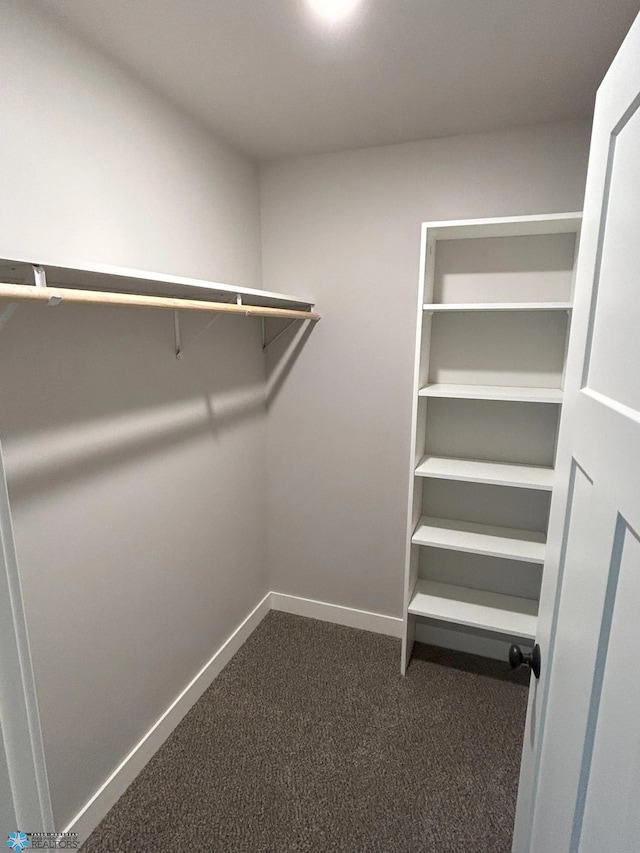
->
(6, 834, 77, 850)
(6, 834, 30, 852)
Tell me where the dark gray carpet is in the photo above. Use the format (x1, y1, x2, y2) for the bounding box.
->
(81, 612, 529, 853)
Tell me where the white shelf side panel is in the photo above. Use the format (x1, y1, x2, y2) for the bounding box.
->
(412, 516, 546, 564)
(415, 455, 555, 491)
(419, 384, 563, 404)
(408, 579, 538, 640)
(401, 225, 436, 673)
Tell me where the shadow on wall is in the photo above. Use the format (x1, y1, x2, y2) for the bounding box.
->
(0, 303, 262, 500)
(0, 300, 316, 502)
(4, 391, 267, 503)
(264, 315, 316, 407)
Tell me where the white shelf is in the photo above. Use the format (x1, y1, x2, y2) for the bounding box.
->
(419, 384, 563, 404)
(424, 302, 572, 312)
(420, 212, 582, 241)
(0, 254, 314, 310)
(414, 455, 555, 491)
(412, 516, 546, 564)
(408, 579, 538, 640)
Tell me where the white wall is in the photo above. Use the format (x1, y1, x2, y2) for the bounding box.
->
(0, 1, 266, 830)
(260, 120, 592, 618)
(1, 1, 261, 287)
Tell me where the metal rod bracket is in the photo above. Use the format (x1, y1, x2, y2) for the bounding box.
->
(33, 265, 60, 306)
(33, 265, 47, 288)
(173, 306, 228, 359)
(263, 319, 298, 350)
(174, 311, 182, 359)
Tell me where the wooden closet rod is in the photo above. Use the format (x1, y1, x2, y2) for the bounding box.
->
(0, 282, 320, 322)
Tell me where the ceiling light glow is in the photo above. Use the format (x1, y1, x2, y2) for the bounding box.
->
(307, 0, 361, 24)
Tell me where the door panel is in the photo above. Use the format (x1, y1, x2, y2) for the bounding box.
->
(514, 11, 640, 853)
(528, 474, 616, 853)
(577, 522, 640, 853)
(587, 99, 640, 411)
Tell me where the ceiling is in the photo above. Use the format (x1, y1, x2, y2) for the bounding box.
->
(46, 0, 640, 161)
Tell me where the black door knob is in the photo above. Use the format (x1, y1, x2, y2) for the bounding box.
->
(509, 643, 541, 679)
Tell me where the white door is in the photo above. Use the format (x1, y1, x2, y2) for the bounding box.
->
(513, 11, 640, 853)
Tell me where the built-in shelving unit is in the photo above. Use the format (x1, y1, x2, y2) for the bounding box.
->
(401, 213, 582, 672)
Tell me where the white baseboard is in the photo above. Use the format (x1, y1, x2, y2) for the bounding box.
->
(63, 591, 271, 844)
(270, 591, 403, 637)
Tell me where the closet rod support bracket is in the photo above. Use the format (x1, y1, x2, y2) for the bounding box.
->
(174, 311, 183, 359)
(0, 264, 48, 333)
(173, 308, 226, 359)
(33, 265, 47, 288)
(32, 264, 61, 306)
(0, 265, 49, 333)
(263, 318, 297, 351)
